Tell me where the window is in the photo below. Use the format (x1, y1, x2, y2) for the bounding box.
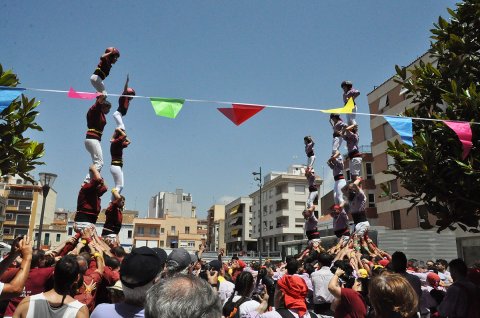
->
(68, 227, 73, 236)
(15, 228, 27, 237)
(269, 205, 273, 214)
(269, 190, 273, 198)
(44, 233, 50, 245)
(128, 230, 132, 239)
(253, 225, 256, 233)
(3, 227, 11, 234)
(18, 200, 31, 211)
(392, 210, 401, 230)
(185, 226, 190, 234)
(389, 180, 399, 195)
(160, 227, 165, 234)
(150, 227, 158, 235)
(294, 185, 305, 193)
(7, 199, 15, 206)
(366, 163, 373, 179)
(269, 221, 273, 230)
(6, 213, 14, 220)
(171, 226, 176, 232)
(368, 193, 375, 208)
(137, 227, 144, 235)
(16, 214, 30, 225)
(188, 241, 195, 247)
(378, 94, 389, 111)
(16, 179, 22, 184)
(56, 234, 61, 242)
(295, 218, 304, 223)
(295, 201, 305, 211)
(160, 240, 165, 247)
(383, 123, 396, 140)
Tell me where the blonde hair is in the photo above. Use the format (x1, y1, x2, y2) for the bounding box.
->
(368, 272, 418, 318)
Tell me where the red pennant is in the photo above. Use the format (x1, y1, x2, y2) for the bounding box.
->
(444, 121, 473, 159)
(218, 103, 265, 126)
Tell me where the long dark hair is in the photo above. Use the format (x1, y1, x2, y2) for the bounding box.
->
(53, 255, 80, 306)
(223, 271, 254, 317)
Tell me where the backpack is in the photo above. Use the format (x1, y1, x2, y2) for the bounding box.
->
(222, 296, 250, 318)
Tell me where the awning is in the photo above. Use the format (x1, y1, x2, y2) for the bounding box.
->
(231, 228, 240, 236)
(230, 205, 240, 215)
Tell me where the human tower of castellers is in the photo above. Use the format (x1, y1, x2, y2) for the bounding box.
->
(74, 47, 389, 266)
(299, 80, 391, 267)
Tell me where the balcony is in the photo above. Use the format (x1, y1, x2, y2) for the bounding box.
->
(135, 232, 160, 238)
(8, 191, 33, 199)
(167, 230, 178, 237)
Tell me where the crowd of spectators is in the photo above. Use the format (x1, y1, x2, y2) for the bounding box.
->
(0, 232, 478, 318)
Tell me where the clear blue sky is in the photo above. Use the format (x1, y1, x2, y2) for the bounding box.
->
(1, 1, 456, 218)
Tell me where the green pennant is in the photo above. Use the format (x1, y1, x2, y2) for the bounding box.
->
(150, 97, 185, 118)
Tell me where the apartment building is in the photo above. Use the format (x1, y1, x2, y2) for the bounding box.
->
(367, 54, 431, 229)
(148, 189, 194, 218)
(224, 197, 256, 254)
(207, 205, 226, 252)
(67, 210, 138, 249)
(34, 210, 68, 248)
(0, 175, 57, 244)
(368, 53, 480, 264)
(250, 165, 322, 256)
(133, 214, 204, 251)
(0, 197, 5, 242)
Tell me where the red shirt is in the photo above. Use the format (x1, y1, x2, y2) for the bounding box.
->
(5, 267, 54, 316)
(102, 199, 123, 236)
(75, 177, 107, 223)
(334, 288, 367, 318)
(75, 261, 103, 313)
(110, 135, 128, 166)
(86, 100, 106, 141)
(93, 56, 113, 80)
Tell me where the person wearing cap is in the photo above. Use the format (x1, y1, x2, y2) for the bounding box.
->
(208, 260, 235, 303)
(164, 248, 193, 277)
(420, 272, 445, 317)
(90, 246, 162, 318)
(340, 80, 360, 126)
(106, 280, 124, 304)
(253, 274, 313, 317)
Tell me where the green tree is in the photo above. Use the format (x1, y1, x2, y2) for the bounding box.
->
(387, 1, 480, 232)
(0, 64, 44, 181)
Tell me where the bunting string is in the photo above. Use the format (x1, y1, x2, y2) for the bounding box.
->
(2, 85, 480, 126)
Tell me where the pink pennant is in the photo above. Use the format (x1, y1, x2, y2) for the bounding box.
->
(444, 121, 472, 159)
(218, 103, 265, 126)
(67, 87, 100, 100)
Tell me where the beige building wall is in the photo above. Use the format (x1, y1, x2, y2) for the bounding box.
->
(133, 215, 203, 251)
(207, 204, 225, 251)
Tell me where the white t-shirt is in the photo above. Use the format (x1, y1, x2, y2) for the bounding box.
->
(224, 295, 260, 318)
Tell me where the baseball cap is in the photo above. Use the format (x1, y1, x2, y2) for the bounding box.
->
(107, 280, 123, 292)
(166, 248, 192, 272)
(237, 260, 246, 269)
(151, 247, 168, 268)
(209, 260, 222, 272)
(379, 259, 390, 267)
(120, 246, 162, 289)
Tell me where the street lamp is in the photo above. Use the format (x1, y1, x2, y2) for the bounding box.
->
(37, 172, 57, 249)
(252, 167, 263, 264)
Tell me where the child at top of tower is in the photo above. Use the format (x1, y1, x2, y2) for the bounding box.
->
(304, 136, 315, 172)
(341, 80, 360, 126)
(90, 47, 120, 95)
(113, 75, 136, 131)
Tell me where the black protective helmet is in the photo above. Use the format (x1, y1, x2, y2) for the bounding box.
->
(341, 80, 352, 88)
(125, 88, 136, 96)
(330, 113, 340, 119)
